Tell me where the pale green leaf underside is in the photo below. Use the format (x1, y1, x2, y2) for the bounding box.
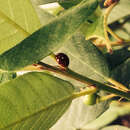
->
(51, 97, 108, 130)
(31, 0, 55, 26)
(82, 101, 130, 130)
(0, 0, 98, 71)
(108, 0, 130, 24)
(0, 0, 41, 54)
(114, 21, 130, 40)
(0, 72, 74, 129)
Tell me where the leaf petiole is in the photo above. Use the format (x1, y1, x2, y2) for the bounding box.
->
(98, 94, 117, 102)
(72, 87, 97, 99)
(103, 2, 117, 52)
(106, 26, 123, 41)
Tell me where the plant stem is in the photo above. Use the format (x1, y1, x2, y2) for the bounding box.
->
(72, 87, 97, 99)
(98, 94, 117, 102)
(107, 78, 128, 91)
(36, 62, 130, 100)
(107, 26, 123, 41)
(94, 40, 130, 47)
(104, 2, 118, 52)
(111, 40, 130, 46)
(49, 53, 128, 92)
(103, 1, 129, 50)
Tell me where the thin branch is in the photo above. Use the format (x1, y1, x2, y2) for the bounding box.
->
(94, 40, 130, 47)
(98, 94, 117, 102)
(72, 87, 97, 99)
(107, 26, 123, 41)
(33, 62, 130, 100)
(104, 2, 118, 52)
(107, 78, 129, 91)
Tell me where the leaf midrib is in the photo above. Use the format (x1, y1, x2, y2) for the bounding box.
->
(65, 49, 108, 81)
(0, 9, 30, 37)
(2, 94, 73, 129)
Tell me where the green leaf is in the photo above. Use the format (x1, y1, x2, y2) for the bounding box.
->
(58, 0, 82, 9)
(34, 8, 55, 25)
(80, 7, 105, 41)
(0, 0, 41, 54)
(111, 58, 130, 89)
(31, 0, 55, 25)
(40, 32, 110, 130)
(60, 33, 110, 83)
(0, 0, 98, 71)
(82, 101, 130, 130)
(108, 0, 130, 24)
(38, 2, 64, 16)
(0, 72, 16, 84)
(58, 1, 105, 41)
(0, 72, 74, 129)
(31, 0, 57, 5)
(105, 46, 130, 69)
(51, 97, 109, 130)
(114, 19, 130, 40)
(50, 33, 110, 130)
